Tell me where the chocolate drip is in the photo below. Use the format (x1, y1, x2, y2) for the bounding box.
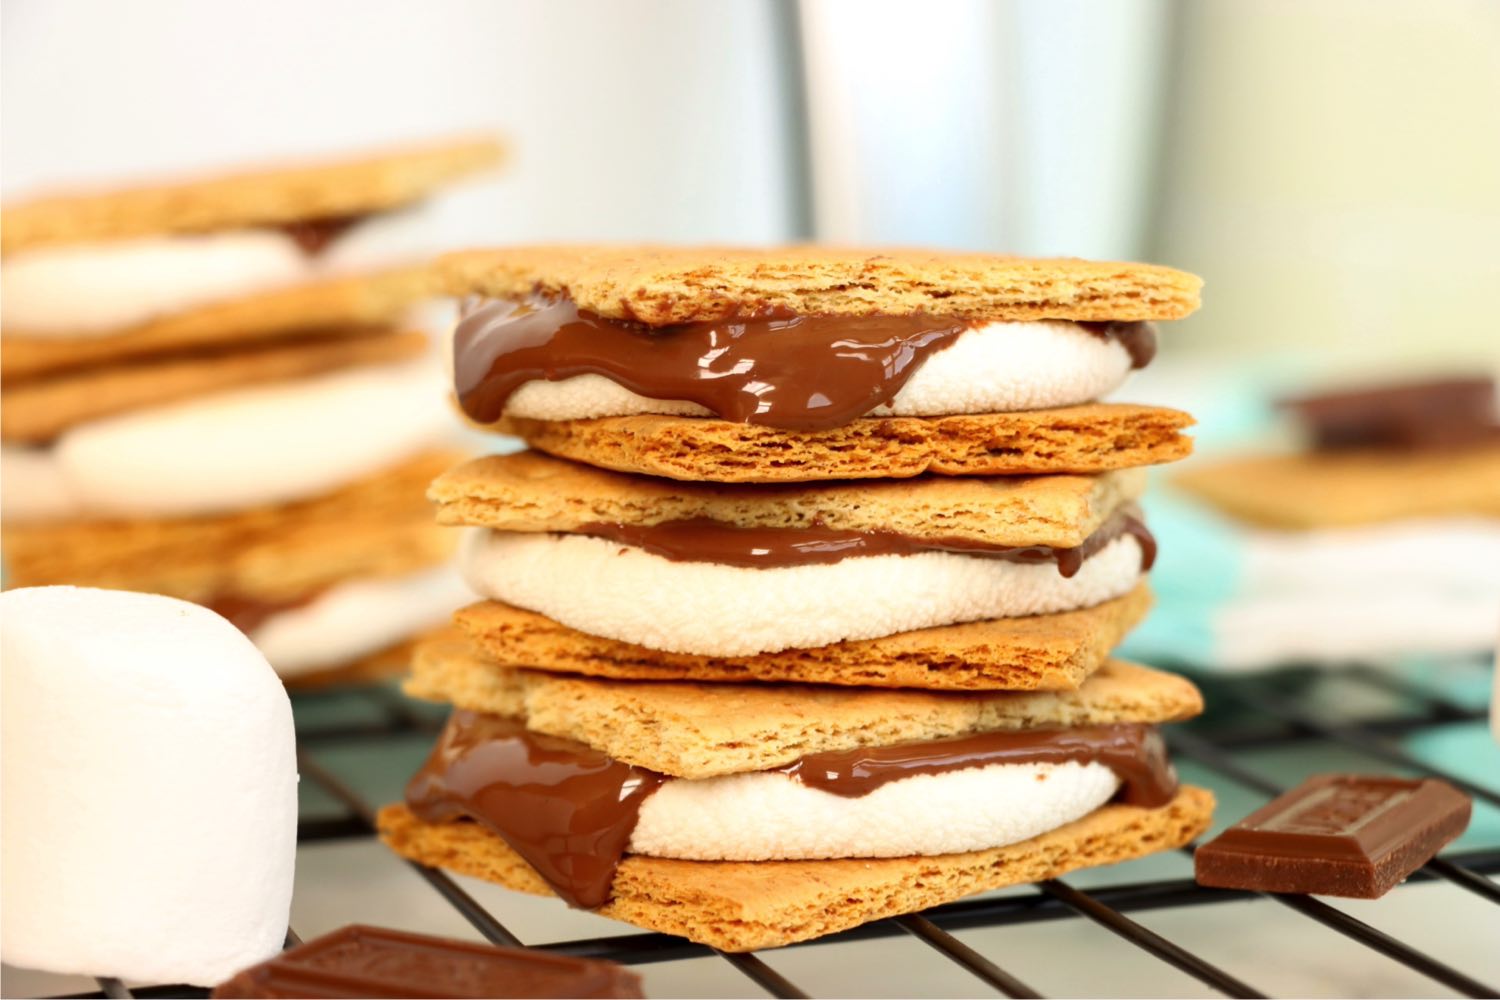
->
(778, 724, 1177, 807)
(1079, 321, 1158, 369)
(274, 214, 368, 256)
(454, 298, 1160, 431)
(405, 712, 664, 909)
(405, 712, 1175, 908)
(571, 508, 1156, 578)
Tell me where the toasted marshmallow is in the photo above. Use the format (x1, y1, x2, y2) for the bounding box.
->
(501, 320, 1135, 421)
(0, 586, 296, 985)
(461, 530, 1147, 656)
(251, 564, 474, 678)
(631, 760, 1119, 860)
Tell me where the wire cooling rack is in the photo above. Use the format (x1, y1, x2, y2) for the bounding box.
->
(43, 659, 1500, 1000)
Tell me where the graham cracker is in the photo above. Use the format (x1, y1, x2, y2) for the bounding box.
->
(1, 267, 436, 382)
(496, 404, 1194, 482)
(439, 246, 1201, 325)
(284, 630, 438, 692)
(1174, 446, 1500, 529)
(405, 640, 1201, 779)
(434, 449, 1145, 547)
(377, 785, 1215, 952)
(452, 583, 1152, 692)
(2, 330, 426, 443)
(1, 449, 465, 604)
(2, 136, 504, 253)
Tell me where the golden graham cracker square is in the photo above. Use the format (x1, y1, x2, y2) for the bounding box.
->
(377, 786, 1215, 952)
(1174, 446, 1500, 529)
(405, 635, 1202, 779)
(2, 449, 464, 604)
(451, 583, 1153, 693)
(439, 245, 1201, 325)
(496, 404, 1193, 483)
(2, 329, 425, 443)
(3, 136, 503, 253)
(431, 449, 1146, 548)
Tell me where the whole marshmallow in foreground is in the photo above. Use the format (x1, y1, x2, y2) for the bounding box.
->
(0, 587, 297, 986)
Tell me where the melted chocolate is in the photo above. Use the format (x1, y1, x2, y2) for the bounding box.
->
(405, 712, 664, 909)
(779, 724, 1177, 807)
(406, 712, 1174, 908)
(454, 297, 1158, 430)
(1079, 321, 1158, 369)
(572, 508, 1156, 578)
(211, 924, 644, 999)
(1280, 377, 1499, 451)
(274, 214, 368, 256)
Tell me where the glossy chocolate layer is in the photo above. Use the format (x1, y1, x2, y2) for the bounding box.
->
(211, 923, 644, 999)
(572, 508, 1156, 578)
(1195, 774, 1471, 898)
(454, 295, 1156, 430)
(405, 712, 664, 909)
(780, 724, 1177, 807)
(406, 711, 1174, 908)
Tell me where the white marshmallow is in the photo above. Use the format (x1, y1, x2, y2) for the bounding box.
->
(1212, 519, 1500, 669)
(0, 211, 430, 336)
(631, 760, 1120, 861)
(502, 320, 1134, 421)
(461, 530, 1146, 656)
(251, 563, 475, 678)
(1, 232, 307, 335)
(50, 359, 451, 518)
(0, 587, 296, 985)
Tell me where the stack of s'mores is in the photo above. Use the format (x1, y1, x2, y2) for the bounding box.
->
(378, 246, 1215, 949)
(1, 139, 500, 684)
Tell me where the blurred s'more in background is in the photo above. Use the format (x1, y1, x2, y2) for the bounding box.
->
(0, 138, 502, 684)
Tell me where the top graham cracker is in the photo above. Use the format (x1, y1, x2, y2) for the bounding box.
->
(2, 136, 504, 254)
(439, 246, 1203, 325)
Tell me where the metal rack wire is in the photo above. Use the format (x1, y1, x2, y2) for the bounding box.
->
(51, 661, 1500, 1000)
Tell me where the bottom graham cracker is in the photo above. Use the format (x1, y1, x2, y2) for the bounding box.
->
(377, 785, 1214, 951)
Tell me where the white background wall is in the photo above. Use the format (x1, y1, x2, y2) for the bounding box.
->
(2, 0, 801, 249)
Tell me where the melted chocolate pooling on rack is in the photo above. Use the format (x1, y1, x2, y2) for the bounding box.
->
(454, 297, 1158, 431)
(571, 508, 1156, 578)
(405, 713, 1175, 908)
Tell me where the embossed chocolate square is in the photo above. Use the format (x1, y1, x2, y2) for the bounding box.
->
(212, 925, 643, 999)
(1194, 774, 1471, 899)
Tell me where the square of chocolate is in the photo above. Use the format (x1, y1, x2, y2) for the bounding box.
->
(212, 925, 644, 999)
(1194, 774, 1471, 899)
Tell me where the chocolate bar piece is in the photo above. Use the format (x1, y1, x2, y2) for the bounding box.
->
(1194, 774, 1471, 898)
(212, 924, 644, 999)
(1280, 376, 1498, 451)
